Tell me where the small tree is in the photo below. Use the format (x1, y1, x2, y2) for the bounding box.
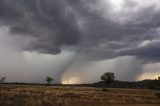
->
(0, 77, 6, 83)
(101, 72, 115, 87)
(45, 76, 53, 85)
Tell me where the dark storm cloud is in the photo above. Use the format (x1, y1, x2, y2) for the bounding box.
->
(0, 0, 81, 54)
(0, 0, 160, 61)
(120, 41, 160, 62)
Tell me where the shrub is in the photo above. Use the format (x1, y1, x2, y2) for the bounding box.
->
(148, 85, 155, 90)
(155, 92, 160, 99)
(102, 88, 108, 92)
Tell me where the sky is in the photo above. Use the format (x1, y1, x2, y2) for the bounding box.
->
(0, 0, 160, 84)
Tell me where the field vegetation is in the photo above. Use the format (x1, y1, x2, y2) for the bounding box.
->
(0, 85, 160, 106)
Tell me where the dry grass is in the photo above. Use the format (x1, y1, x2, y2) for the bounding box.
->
(0, 85, 160, 106)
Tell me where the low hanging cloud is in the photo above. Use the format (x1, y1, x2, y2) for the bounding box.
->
(0, 0, 160, 83)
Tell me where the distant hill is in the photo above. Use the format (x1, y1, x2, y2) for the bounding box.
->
(93, 80, 160, 90)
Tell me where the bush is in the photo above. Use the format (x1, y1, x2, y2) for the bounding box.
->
(102, 88, 108, 92)
(155, 92, 160, 99)
(148, 85, 155, 90)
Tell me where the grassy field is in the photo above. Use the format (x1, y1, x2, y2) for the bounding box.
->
(0, 85, 160, 106)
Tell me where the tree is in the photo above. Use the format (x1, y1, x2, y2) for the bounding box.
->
(101, 72, 115, 87)
(0, 77, 6, 83)
(45, 76, 53, 85)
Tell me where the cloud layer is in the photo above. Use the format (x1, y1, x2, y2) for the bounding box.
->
(0, 0, 160, 61)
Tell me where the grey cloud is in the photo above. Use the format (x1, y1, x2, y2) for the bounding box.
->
(0, 0, 160, 61)
(0, 0, 82, 54)
(120, 41, 160, 62)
